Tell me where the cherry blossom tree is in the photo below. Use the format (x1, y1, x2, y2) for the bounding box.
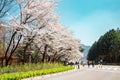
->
(33, 23, 82, 63)
(3, 0, 82, 66)
(4, 0, 58, 66)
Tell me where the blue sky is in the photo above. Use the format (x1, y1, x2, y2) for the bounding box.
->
(57, 0, 120, 46)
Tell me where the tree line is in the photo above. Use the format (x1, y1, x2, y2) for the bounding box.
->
(87, 28, 120, 64)
(0, 0, 82, 66)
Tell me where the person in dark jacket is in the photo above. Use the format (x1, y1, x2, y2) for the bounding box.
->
(92, 61, 95, 67)
(87, 61, 90, 68)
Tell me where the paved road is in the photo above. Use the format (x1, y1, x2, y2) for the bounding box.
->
(23, 65, 120, 80)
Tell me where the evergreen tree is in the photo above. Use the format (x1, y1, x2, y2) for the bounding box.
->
(87, 28, 120, 63)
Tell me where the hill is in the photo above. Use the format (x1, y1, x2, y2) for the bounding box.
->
(82, 44, 91, 60)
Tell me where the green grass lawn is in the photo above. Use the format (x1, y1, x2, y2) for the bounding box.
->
(0, 63, 64, 74)
(0, 63, 74, 80)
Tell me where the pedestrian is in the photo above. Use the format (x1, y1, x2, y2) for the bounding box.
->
(82, 61, 85, 67)
(87, 61, 90, 68)
(92, 61, 95, 67)
(78, 64, 80, 69)
(77, 62, 80, 69)
(98, 61, 100, 68)
(100, 59, 103, 68)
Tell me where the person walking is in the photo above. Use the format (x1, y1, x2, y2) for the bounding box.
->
(100, 59, 103, 68)
(87, 61, 90, 68)
(92, 61, 95, 67)
(77, 62, 80, 69)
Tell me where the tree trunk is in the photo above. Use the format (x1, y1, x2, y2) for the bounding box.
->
(5, 35, 22, 66)
(42, 44, 48, 63)
(5, 32, 17, 62)
(23, 44, 29, 64)
(5, 59, 9, 66)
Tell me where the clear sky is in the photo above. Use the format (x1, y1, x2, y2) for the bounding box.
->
(57, 0, 120, 46)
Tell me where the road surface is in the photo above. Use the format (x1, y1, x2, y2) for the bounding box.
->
(23, 65, 120, 80)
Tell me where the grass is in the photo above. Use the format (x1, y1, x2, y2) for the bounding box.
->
(0, 63, 74, 80)
(0, 66, 74, 80)
(0, 62, 64, 74)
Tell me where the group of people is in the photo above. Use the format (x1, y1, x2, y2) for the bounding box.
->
(80, 59, 103, 68)
(87, 61, 95, 67)
(98, 59, 103, 68)
(87, 59, 103, 68)
(76, 59, 103, 69)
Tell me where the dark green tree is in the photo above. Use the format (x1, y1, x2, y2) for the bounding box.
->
(87, 28, 120, 63)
